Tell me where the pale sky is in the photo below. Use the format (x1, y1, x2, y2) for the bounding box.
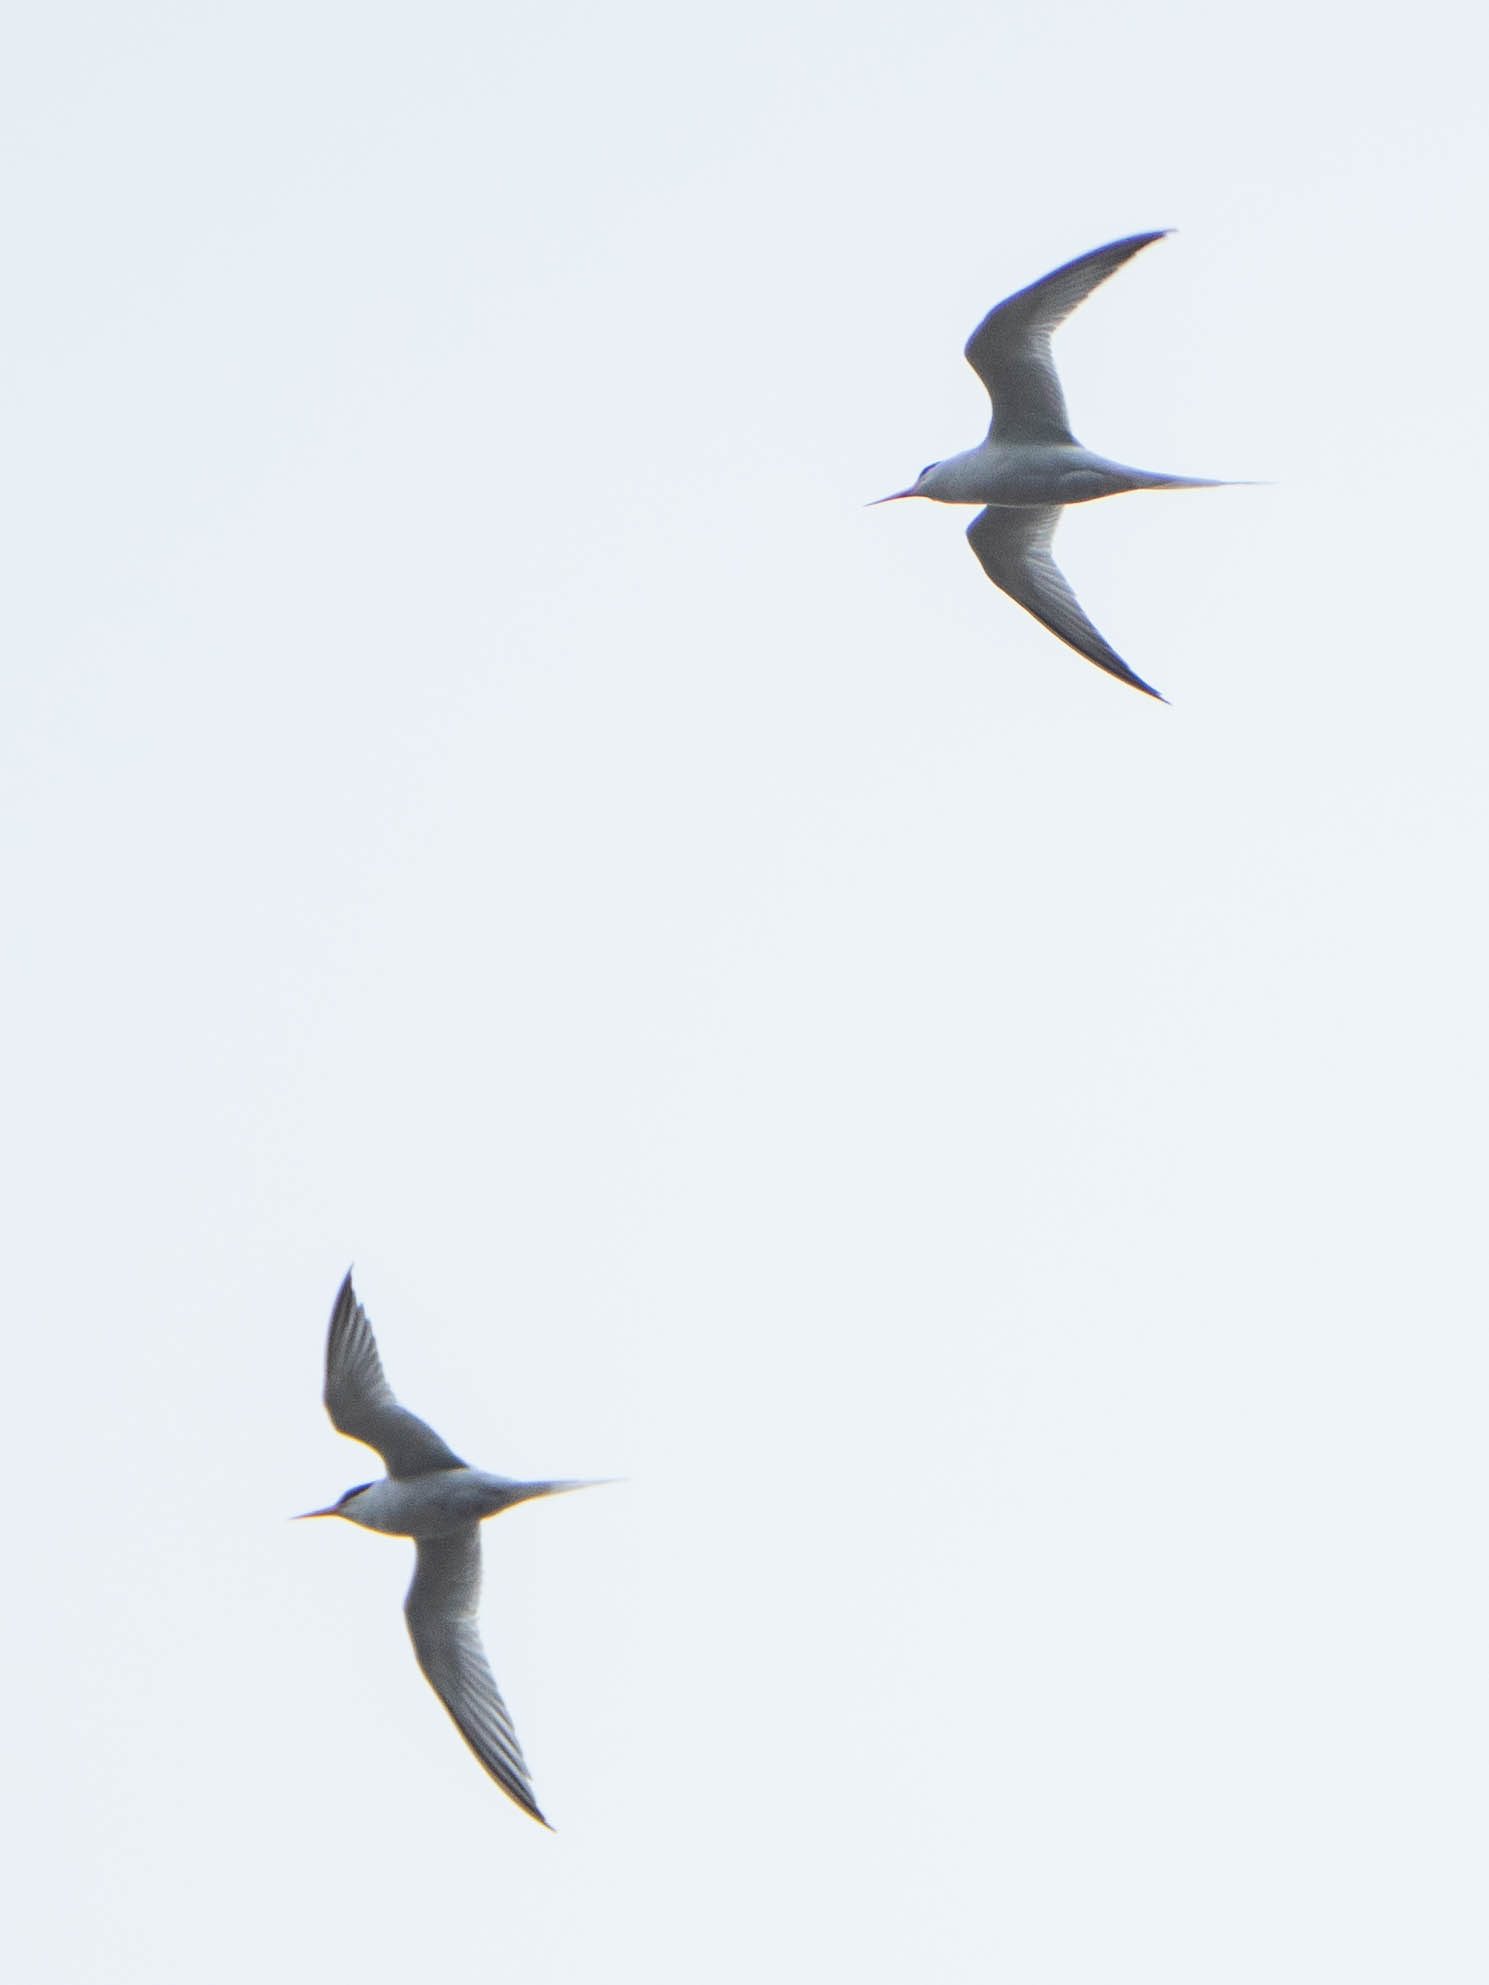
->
(5, 2, 1486, 1979)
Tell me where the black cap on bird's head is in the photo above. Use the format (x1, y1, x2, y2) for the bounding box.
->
(868, 462, 940, 504)
(294, 1482, 374, 1520)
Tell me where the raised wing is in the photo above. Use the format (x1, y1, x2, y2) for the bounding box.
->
(405, 1527, 549, 1826)
(964, 232, 1170, 446)
(323, 1271, 468, 1478)
(965, 506, 1166, 701)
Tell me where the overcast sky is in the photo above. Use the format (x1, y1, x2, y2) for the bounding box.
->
(5, 1, 1486, 1979)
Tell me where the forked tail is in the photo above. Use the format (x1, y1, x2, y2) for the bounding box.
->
(509, 1476, 620, 1508)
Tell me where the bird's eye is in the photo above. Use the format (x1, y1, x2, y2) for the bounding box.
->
(918, 462, 938, 480)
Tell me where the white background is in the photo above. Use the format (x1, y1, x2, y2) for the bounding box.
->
(5, 1, 1486, 1978)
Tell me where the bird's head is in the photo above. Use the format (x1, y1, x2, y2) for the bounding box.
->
(868, 462, 941, 505)
(294, 1482, 376, 1523)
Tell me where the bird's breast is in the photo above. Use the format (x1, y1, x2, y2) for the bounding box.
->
(921, 444, 1126, 507)
(347, 1469, 510, 1537)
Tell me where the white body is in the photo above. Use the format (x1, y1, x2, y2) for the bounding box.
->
(335, 1468, 564, 1537)
(913, 442, 1214, 509)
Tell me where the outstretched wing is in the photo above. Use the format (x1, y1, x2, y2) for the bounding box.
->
(964, 232, 1170, 446)
(966, 505, 1166, 701)
(323, 1271, 468, 1477)
(405, 1527, 550, 1826)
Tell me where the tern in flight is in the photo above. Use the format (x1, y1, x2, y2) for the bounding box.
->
(874, 231, 1237, 700)
(299, 1271, 600, 1826)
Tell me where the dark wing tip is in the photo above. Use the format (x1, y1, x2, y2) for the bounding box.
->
(1065, 227, 1173, 271)
(325, 1271, 364, 1363)
(479, 1756, 551, 1827)
(332, 1266, 357, 1319)
(322, 1269, 388, 1433)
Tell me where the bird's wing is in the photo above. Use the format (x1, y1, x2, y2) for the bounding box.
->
(966, 505, 1166, 701)
(323, 1272, 468, 1478)
(963, 232, 1170, 446)
(405, 1527, 549, 1826)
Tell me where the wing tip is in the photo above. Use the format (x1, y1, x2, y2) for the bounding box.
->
(326, 1269, 362, 1360)
(1099, 227, 1173, 265)
(329, 1267, 360, 1326)
(1095, 655, 1168, 703)
(491, 1762, 553, 1829)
